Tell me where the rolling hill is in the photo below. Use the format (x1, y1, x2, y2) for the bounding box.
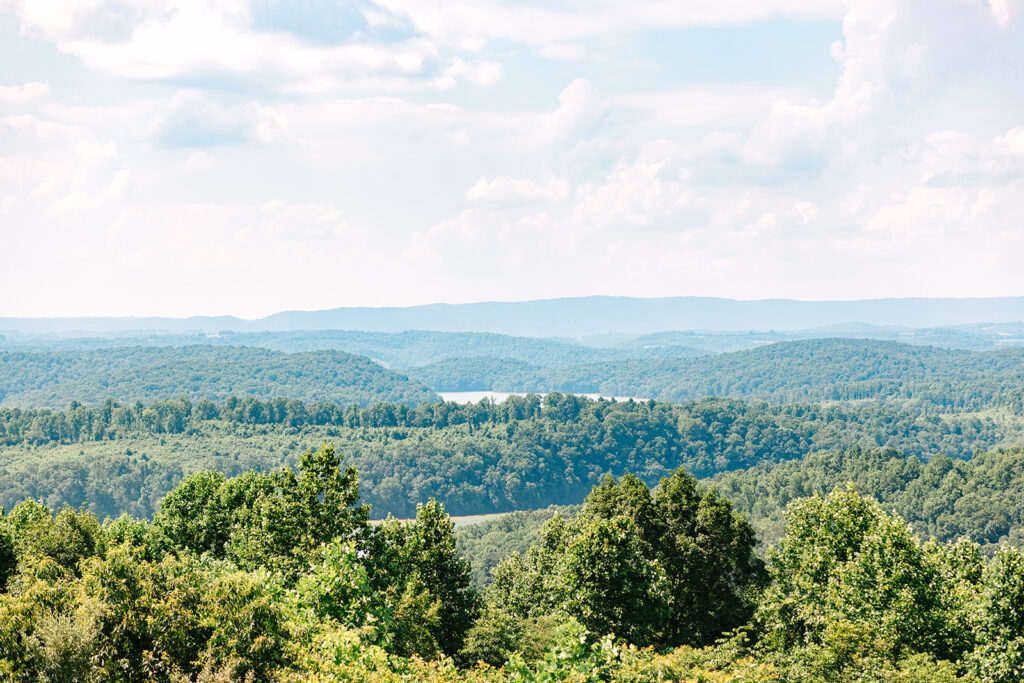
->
(406, 338, 1024, 410)
(0, 346, 437, 409)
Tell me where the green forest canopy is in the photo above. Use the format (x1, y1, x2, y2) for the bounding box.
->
(6, 338, 1024, 417)
(1, 444, 1023, 681)
(0, 346, 437, 409)
(408, 338, 1024, 412)
(0, 393, 1020, 520)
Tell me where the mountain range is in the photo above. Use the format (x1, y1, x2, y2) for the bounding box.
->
(4, 295, 1024, 337)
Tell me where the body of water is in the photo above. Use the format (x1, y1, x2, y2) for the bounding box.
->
(438, 390, 646, 404)
(370, 512, 510, 527)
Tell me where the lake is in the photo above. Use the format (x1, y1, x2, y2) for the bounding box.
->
(438, 390, 647, 403)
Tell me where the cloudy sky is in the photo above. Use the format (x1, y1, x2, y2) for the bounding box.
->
(1, 0, 1022, 317)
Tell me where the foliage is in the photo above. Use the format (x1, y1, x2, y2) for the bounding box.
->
(408, 338, 1024, 413)
(0, 346, 437, 409)
(713, 446, 1024, 550)
(0, 394, 1014, 521)
(0, 443, 1020, 681)
(483, 471, 764, 653)
(456, 505, 580, 586)
(752, 487, 992, 681)
(968, 547, 1024, 682)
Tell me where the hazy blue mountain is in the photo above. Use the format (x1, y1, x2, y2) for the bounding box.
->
(0, 330, 706, 368)
(5, 296, 1024, 337)
(625, 322, 1024, 352)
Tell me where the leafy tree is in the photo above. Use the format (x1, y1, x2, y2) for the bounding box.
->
(554, 515, 670, 645)
(153, 470, 229, 556)
(755, 486, 964, 672)
(226, 445, 368, 579)
(5, 501, 103, 574)
(579, 470, 765, 645)
(969, 547, 1024, 682)
(0, 525, 15, 591)
(367, 500, 479, 658)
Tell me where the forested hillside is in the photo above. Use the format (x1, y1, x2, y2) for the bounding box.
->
(0, 346, 437, 409)
(410, 338, 1024, 411)
(455, 505, 580, 585)
(712, 446, 1024, 552)
(0, 394, 1017, 519)
(7, 334, 1024, 415)
(621, 321, 1024, 352)
(456, 446, 1024, 583)
(3, 340, 1024, 680)
(4, 330, 1024, 680)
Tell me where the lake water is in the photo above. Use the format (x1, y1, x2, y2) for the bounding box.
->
(439, 390, 647, 404)
(370, 512, 510, 527)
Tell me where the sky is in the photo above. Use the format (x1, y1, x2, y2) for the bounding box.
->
(1, 0, 1023, 318)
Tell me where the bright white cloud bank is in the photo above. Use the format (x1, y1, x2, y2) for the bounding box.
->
(0, 0, 1022, 317)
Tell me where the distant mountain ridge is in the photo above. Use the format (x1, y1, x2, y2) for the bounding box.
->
(4, 295, 1024, 337)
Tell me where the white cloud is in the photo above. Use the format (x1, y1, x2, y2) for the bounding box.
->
(0, 82, 51, 104)
(375, 0, 847, 52)
(794, 201, 819, 223)
(572, 156, 695, 231)
(466, 175, 568, 207)
(2, 0, 1024, 316)
(538, 79, 608, 145)
(6, 0, 493, 93)
(152, 90, 287, 147)
(434, 57, 502, 89)
(615, 85, 814, 130)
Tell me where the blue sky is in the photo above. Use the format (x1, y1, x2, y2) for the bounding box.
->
(1, 0, 1022, 317)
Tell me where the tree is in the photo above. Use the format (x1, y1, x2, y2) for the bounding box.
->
(756, 486, 961, 672)
(553, 515, 670, 646)
(0, 525, 16, 591)
(366, 500, 479, 658)
(970, 547, 1024, 682)
(579, 469, 765, 645)
(192, 445, 370, 579)
(153, 471, 228, 556)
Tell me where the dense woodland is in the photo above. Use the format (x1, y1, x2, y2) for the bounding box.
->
(713, 446, 1024, 551)
(0, 330, 706, 368)
(0, 347, 436, 409)
(0, 394, 1014, 518)
(6, 337, 1024, 416)
(2, 444, 1024, 681)
(456, 445, 1024, 583)
(408, 339, 1024, 411)
(2, 332, 1024, 679)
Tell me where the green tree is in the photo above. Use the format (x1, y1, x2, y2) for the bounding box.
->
(970, 547, 1024, 682)
(367, 500, 479, 658)
(756, 486, 963, 674)
(0, 525, 15, 591)
(153, 470, 228, 556)
(554, 515, 670, 646)
(224, 445, 369, 579)
(580, 469, 765, 645)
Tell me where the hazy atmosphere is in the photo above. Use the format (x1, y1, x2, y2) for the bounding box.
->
(5, 3, 1024, 682)
(3, 0, 1023, 316)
